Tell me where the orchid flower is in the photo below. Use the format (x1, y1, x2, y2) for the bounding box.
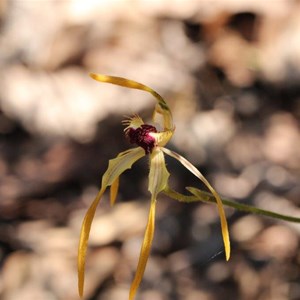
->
(78, 73, 230, 300)
(78, 73, 300, 300)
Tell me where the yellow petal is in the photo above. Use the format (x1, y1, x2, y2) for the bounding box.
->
(162, 147, 230, 261)
(78, 147, 145, 297)
(129, 199, 156, 300)
(102, 147, 145, 188)
(110, 177, 119, 206)
(148, 148, 170, 197)
(129, 149, 169, 299)
(89, 73, 174, 131)
(78, 188, 104, 297)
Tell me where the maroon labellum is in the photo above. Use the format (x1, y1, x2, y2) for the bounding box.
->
(125, 124, 157, 154)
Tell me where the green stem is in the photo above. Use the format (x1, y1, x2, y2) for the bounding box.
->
(163, 186, 300, 223)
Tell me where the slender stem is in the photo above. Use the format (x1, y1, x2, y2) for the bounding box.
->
(163, 186, 300, 223)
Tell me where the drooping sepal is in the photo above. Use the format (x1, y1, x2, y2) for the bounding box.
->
(78, 188, 104, 297)
(129, 149, 169, 299)
(129, 199, 156, 300)
(162, 147, 230, 261)
(110, 177, 119, 206)
(78, 147, 145, 298)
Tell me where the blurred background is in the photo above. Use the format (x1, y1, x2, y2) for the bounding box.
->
(1, 1, 300, 299)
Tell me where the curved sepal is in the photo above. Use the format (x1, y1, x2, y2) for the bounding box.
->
(78, 189, 104, 297)
(162, 147, 230, 261)
(89, 73, 174, 131)
(129, 199, 156, 300)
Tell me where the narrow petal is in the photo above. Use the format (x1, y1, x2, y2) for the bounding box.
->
(162, 147, 230, 261)
(78, 188, 104, 297)
(78, 147, 145, 297)
(129, 199, 156, 300)
(110, 177, 119, 206)
(89, 73, 174, 131)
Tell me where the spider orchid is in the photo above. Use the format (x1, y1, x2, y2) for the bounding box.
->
(78, 73, 230, 300)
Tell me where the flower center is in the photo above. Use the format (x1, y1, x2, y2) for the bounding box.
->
(125, 124, 157, 154)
